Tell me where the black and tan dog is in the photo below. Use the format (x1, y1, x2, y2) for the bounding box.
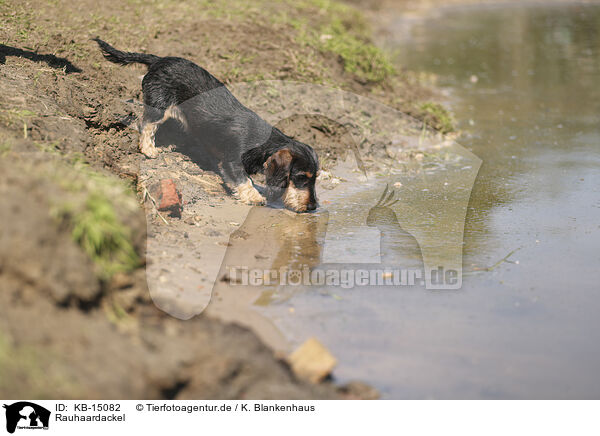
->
(94, 39, 319, 212)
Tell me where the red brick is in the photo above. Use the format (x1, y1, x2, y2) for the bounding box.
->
(151, 179, 183, 217)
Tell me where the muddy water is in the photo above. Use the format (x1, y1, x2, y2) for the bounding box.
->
(218, 4, 600, 398)
(384, 3, 600, 398)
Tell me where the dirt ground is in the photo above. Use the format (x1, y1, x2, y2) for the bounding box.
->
(0, 0, 444, 399)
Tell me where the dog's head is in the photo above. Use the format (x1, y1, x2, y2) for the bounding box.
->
(264, 142, 319, 213)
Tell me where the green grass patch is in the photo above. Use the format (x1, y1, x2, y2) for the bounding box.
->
(51, 161, 141, 279)
(68, 192, 139, 279)
(320, 18, 394, 83)
(0, 330, 81, 398)
(0, 140, 12, 156)
(0, 331, 50, 397)
(419, 102, 455, 134)
(0, 1, 36, 42)
(0, 332, 42, 395)
(0, 108, 37, 127)
(291, 0, 394, 83)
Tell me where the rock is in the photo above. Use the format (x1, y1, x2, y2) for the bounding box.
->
(337, 381, 379, 400)
(287, 337, 337, 383)
(150, 179, 183, 217)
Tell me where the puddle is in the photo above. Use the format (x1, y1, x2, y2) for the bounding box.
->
(227, 3, 600, 399)
(151, 4, 600, 398)
(341, 3, 599, 398)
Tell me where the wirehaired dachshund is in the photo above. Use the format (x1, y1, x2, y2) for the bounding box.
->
(94, 38, 319, 212)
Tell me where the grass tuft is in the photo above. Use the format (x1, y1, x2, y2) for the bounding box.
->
(69, 192, 139, 279)
(51, 161, 141, 279)
(320, 18, 395, 83)
(419, 102, 455, 134)
(292, 0, 395, 83)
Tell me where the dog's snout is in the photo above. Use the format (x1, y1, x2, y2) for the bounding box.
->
(306, 201, 317, 211)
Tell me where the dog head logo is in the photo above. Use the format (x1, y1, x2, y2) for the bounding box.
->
(2, 402, 50, 434)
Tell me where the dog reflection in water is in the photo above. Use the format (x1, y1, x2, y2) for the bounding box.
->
(207, 206, 328, 351)
(366, 185, 423, 268)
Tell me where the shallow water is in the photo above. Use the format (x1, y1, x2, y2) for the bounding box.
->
(231, 4, 600, 398)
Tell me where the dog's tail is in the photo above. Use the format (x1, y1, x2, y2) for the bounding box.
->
(93, 38, 160, 67)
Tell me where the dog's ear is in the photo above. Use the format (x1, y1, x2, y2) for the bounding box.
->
(264, 149, 293, 198)
(264, 149, 293, 182)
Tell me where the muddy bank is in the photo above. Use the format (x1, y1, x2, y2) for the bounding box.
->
(0, 0, 445, 399)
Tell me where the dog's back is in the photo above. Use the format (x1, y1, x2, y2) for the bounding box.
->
(95, 38, 237, 111)
(142, 57, 235, 113)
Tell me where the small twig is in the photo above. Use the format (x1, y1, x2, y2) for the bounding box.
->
(474, 247, 521, 272)
(419, 121, 427, 147)
(143, 187, 169, 225)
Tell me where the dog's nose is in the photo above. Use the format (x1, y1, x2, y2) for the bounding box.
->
(306, 202, 317, 211)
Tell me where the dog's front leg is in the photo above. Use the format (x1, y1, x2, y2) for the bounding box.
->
(138, 105, 187, 159)
(139, 121, 159, 158)
(235, 178, 266, 205)
(222, 161, 266, 205)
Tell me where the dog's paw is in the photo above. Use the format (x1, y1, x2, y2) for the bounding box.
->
(140, 144, 159, 159)
(139, 129, 159, 159)
(236, 180, 266, 205)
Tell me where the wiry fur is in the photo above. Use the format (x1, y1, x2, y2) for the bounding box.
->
(283, 181, 311, 213)
(94, 38, 319, 212)
(235, 179, 266, 205)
